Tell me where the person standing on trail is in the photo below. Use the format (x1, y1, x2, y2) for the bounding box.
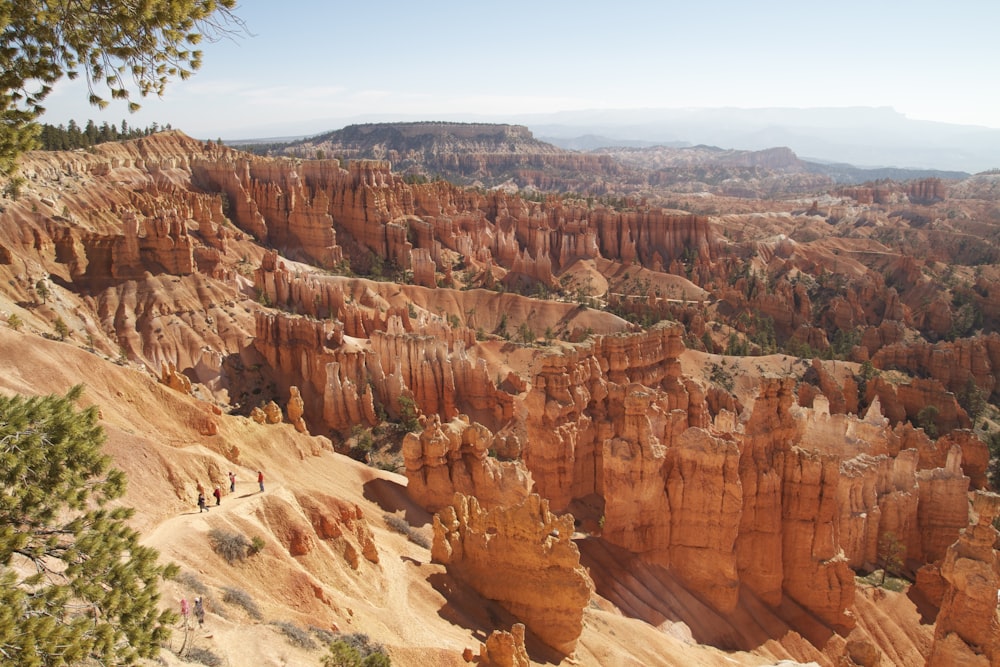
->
(228, 471, 236, 493)
(213, 486, 221, 506)
(193, 597, 205, 628)
(197, 490, 208, 513)
(180, 598, 189, 625)
(258, 470, 264, 492)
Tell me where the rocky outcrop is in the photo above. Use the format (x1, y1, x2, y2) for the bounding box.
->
(160, 360, 192, 394)
(478, 624, 530, 667)
(432, 493, 593, 655)
(872, 334, 1000, 403)
(867, 375, 971, 435)
(402, 415, 532, 512)
(926, 491, 1000, 667)
(261, 492, 379, 569)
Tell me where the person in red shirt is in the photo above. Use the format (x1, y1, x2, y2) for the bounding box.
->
(257, 470, 264, 493)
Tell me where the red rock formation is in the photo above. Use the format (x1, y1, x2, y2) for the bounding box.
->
(287, 385, 308, 433)
(402, 415, 531, 512)
(926, 491, 1000, 667)
(867, 375, 971, 435)
(432, 493, 593, 655)
(478, 624, 530, 667)
(665, 426, 742, 612)
(160, 360, 192, 394)
(872, 334, 1000, 404)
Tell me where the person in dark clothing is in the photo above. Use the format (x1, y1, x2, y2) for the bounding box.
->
(228, 471, 236, 493)
(197, 491, 208, 513)
(213, 486, 221, 506)
(193, 597, 205, 628)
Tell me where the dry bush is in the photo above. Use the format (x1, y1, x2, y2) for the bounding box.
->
(271, 620, 317, 650)
(383, 513, 430, 549)
(221, 585, 263, 620)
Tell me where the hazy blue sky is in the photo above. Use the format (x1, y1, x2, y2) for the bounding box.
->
(39, 0, 1000, 139)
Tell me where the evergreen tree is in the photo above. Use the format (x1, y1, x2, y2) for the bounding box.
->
(0, 386, 177, 664)
(0, 0, 243, 175)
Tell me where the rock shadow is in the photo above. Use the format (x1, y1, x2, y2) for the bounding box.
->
(577, 536, 836, 655)
(362, 477, 432, 528)
(427, 571, 565, 665)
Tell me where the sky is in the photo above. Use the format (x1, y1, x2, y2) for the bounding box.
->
(38, 0, 1000, 140)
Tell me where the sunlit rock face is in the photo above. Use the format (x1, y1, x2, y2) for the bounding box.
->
(432, 493, 593, 655)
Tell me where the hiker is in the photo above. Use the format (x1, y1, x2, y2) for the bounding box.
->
(228, 471, 236, 493)
(258, 470, 264, 492)
(180, 598, 189, 623)
(193, 597, 205, 628)
(197, 491, 208, 513)
(213, 486, 221, 506)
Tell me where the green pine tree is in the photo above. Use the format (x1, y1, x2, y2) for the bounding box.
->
(0, 386, 177, 664)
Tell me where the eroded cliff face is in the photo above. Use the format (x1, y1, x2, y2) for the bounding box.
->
(402, 415, 532, 512)
(432, 493, 593, 656)
(510, 335, 980, 634)
(926, 491, 1000, 667)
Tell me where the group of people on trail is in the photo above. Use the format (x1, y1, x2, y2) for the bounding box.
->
(194, 470, 265, 512)
(180, 596, 205, 628)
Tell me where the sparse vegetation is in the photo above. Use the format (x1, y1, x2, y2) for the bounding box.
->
(221, 585, 263, 620)
(384, 513, 431, 549)
(708, 361, 735, 392)
(397, 394, 420, 433)
(6, 313, 22, 330)
(209, 528, 264, 564)
(322, 633, 391, 667)
(53, 317, 70, 340)
(270, 620, 318, 650)
(876, 531, 906, 587)
(183, 646, 224, 666)
(176, 570, 210, 596)
(916, 405, 940, 439)
(34, 279, 50, 304)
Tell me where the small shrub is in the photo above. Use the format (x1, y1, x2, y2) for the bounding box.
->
(209, 528, 250, 563)
(323, 641, 362, 667)
(310, 625, 339, 645)
(6, 313, 22, 330)
(3, 175, 25, 200)
(221, 585, 263, 620)
(209, 527, 261, 563)
(34, 279, 50, 304)
(383, 514, 430, 549)
(52, 317, 69, 341)
(397, 394, 420, 433)
(916, 405, 939, 439)
(271, 620, 317, 650)
(175, 570, 209, 595)
(322, 633, 391, 667)
(184, 647, 223, 666)
(383, 514, 409, 535)
(708, 362, 734, 392)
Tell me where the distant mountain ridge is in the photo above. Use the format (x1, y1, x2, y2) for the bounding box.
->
(262, 121, 970, 195)
(521, 106, 1000, 173)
